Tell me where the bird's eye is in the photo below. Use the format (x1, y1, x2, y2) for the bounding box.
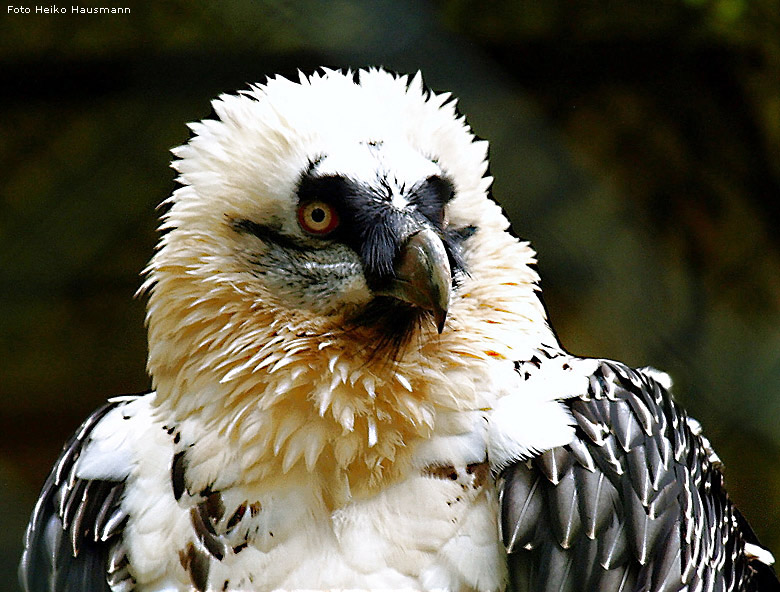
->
(297, 201, 340, 236)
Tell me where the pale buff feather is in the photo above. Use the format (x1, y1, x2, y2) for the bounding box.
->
(142, 69, 555, 504)
(146, 226, 547, 503)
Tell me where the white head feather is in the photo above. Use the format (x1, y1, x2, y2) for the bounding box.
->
(141, 68, 552, 498)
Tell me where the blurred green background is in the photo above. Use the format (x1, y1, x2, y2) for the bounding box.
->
(1, 0, 779, 587)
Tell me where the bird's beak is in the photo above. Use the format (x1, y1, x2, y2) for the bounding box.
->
(377, 227, 451, 333)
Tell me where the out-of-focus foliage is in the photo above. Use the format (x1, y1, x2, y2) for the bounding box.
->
(1, 1, 778, 588)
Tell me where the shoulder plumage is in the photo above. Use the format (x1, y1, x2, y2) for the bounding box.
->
(19, 395, 146, 592)
(499, 359, 779, 591)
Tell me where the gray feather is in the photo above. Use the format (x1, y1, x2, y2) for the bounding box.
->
(574, 465, 616, 540)
(501, 359, 778, 592)
(648, 525, 684, 592)
(546, 468, 581, 549)
(536, 542, 575, 592)
(537, 447, 573, 486)
(599, 515, 631, 570)
(19, 398, 137, 592)
(611, 400, 644, 452)
(501, 464, 545, 552)
(625, 443, 653, 506)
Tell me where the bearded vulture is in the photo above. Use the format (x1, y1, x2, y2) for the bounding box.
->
(20, 68, 779, 592)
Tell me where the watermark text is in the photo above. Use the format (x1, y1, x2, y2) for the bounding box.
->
(8, 5, 131, 14)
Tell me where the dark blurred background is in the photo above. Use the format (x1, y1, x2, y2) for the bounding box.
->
(1, 0, 779, 587)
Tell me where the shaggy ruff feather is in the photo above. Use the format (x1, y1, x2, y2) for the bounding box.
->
(145, 221, 549, 504)
(141, 69, 554, 505)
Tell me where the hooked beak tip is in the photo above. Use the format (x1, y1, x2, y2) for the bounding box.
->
(375, 227, 452, 333)
(435, 308, 447, 334)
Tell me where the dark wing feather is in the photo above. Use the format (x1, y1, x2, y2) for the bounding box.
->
(19, 399, 135, 592)
(500, 360, 779, 592)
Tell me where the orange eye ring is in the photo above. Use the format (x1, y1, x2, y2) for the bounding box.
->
(297, 201, 340, 236)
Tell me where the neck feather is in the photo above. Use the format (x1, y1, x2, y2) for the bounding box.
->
(145, 230, 554, 497)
